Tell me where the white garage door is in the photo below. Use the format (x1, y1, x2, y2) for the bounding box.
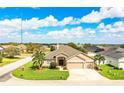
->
(67, 62, 83, 69)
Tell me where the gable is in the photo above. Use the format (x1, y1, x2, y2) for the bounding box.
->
(67, 56, 85, 63)
(77, 54, 94, 62)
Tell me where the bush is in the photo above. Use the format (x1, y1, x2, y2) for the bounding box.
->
(113, 67, 119, 69)
(94, 66, 100, 71)
(49, 61, 57, 69)
(119, 68, 123, 70)
(63, 66, 68, 70)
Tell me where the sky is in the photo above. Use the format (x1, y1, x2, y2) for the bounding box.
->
(0, 7, 124, 44)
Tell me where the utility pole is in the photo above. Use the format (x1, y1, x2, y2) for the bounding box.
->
(20, 13, 23, 44)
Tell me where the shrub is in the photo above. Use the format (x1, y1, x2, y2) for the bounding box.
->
(119, 68, 123, 70)
(49, 61, 57, 69)
(63, 66, 68, 70)
(94, 66, 100, 71)
(113, 67, 119, 69)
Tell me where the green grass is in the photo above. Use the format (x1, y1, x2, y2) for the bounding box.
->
(98, 64, 124, 80)
(12, 62, 69, 80)
(0, 57, 20, 67)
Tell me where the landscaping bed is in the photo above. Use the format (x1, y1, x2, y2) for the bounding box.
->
(98, 64, 124, 80)
(12, 62, 69, 80)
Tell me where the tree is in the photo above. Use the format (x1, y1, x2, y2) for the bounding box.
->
(120, 44, 124, 48)
(50, 46, 55, 51)
(4, 46, 20, 58)
(32, 50, 45, 69)
(101, 56, 105, 64)
(94, 54, 105, 65)
(83, 43, 91, 48)
(68, 42, 87, 53)
(68, 42, 77, 49)
(26, 43, 42, 53)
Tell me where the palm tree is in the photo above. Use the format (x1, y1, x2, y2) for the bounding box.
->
(101, 56, 105, 64)
(94, 54, 105, 65)
(32, 50, 45, 70)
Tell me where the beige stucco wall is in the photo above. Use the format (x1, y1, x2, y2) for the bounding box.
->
(84, 62, 94, 69)
(67, 56, 85, 63)
(77, 54, 94, 62)
(43, 60, 50, 67)
(67, 62, 83, 69)
(56, 53, 67, 65)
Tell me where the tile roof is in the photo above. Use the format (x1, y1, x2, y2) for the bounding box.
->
(46, 45, 82, 59)
(100, 47, 124, 59)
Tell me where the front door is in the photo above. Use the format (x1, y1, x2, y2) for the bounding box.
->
(58, 57, 65, 66)
(59, 59, 64, 66)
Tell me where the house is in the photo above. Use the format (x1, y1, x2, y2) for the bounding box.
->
(45, 45, 94, 69)
(0, 46, 4, 51)
(85, 46, 104, 57)
(100, 47, 124, 69)
(17, 44, 27, 53)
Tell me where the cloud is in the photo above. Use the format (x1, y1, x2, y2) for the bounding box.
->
(47, 26, 84, 39)
(81, 7, 124, 23)
(0, 7, 124, 36)
(97, 21, 124, 33)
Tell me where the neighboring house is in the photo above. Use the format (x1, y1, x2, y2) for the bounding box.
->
(0, 46, 4, 50)
(1, 45, 15, 49)
(100, 47, 124, 69)
(45, 45, 94, 69)
(0, 46, 4, 52)
(17, 44, 27, 53)
(85, 46, 104, 57)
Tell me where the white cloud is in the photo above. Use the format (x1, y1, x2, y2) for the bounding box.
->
(81, 7, 124, 23)
(97, 21, 124, 33)
(47, 26, 84, 39)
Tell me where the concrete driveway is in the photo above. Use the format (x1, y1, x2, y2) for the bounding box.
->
(68, 69, 108, 80)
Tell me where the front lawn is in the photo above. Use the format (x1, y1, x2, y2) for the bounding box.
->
(12, 62, 69, 80)
(0, 57, 20, 67)
(98, 64, 124, 80)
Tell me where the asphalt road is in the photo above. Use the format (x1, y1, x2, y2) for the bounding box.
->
(0, 73, 124, 86)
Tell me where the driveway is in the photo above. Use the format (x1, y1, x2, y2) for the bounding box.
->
(68, 69, 108, 80)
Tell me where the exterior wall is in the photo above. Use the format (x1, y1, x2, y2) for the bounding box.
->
(84, 62, 94, 69)
(105, 56, 119, 67)
(119, 63, 124, 69)
(77, 54, 94, 62)
(67, 62, 84, 69)
(118, 57, 124, 69)
(67, 56, 85, 63)
(67, 56, 94, 69)
(87, 52, 96, 57)
(43, 60, 52, 67)
(55, 53, 67, 65)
